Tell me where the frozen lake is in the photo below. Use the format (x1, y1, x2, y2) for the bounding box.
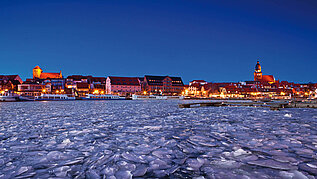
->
(0, 100, 317, 178)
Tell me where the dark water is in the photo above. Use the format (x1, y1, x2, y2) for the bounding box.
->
(0, 100, 317, 178)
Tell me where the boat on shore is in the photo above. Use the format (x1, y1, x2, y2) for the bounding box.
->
(0, 91, 20, 102)
(132, 94, 184, 100)
(19, 96, 35, 101)
(81, 94, 125, 100)
(35, 94, 76, 101)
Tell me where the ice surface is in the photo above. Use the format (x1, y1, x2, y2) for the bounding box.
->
(0, 100, 316, 178)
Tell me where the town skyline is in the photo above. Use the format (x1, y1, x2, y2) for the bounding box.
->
(1, 60, 316, 84)
(1, 0, 317, 83)
(1, 61, 316, 101)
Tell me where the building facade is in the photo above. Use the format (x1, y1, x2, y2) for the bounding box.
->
(0, 75, 23, 91)
(106, 76, 141, 95)
(143, 75, 184, 95)
(254, 61, 275, 84)
(33, 66, 62, 79)
(18, 83, 45, 96)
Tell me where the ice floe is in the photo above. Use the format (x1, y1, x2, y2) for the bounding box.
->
(0, 100, 316, 178)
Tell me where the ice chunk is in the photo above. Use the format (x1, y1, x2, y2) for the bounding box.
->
(54, 166, 70, 177)
(86, 169, 100, 179)
(152, 148, 172, 159)
(122, 152, 145, 163)
(115, 170, 132, 179)
(15, 166, 31, 176)
(46, 151, 68, 161)
(132, 165, 148, 177)
(248, 160, 297, 170)
(284, 114, 292, 118)
(149, 159, 171, 170)
(232, 148, 251, 157)
(186, 158, 204, 171)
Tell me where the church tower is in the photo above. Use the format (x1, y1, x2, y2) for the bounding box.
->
(33, 66, 42, 79)
(254, 61, 262, 81)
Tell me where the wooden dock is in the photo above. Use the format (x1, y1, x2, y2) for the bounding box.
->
(178, 101, 317, 110)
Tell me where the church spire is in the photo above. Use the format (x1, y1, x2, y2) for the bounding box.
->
(255, 60, 261, 73)
(254, 60, 262, 81)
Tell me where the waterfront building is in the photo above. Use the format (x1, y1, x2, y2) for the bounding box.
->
(18, 82, 46, 96)
(66, 75, 106, 96)
(75, 82, 90, 95)
(143, 75, 184, 95)
(138, 77, 145, 91)
(90, 77, 106, 93)
(33, 66, 62, 79)
(254, 61, 276, 84)
(66, 75, 90, 96)
(189, 80, 207, 86)
(0, 75, 23, 91)
(106, 76, 141, 95)
(184, 80, 209, 97)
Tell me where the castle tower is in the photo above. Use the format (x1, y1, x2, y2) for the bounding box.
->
(33, 66, 42, 79)
(254, 61, 262, 81)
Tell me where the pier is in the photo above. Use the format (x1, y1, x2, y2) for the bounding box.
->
(178, 101, 317, 110)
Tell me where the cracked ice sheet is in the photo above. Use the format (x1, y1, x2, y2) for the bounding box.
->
(0, 100, 316, 178)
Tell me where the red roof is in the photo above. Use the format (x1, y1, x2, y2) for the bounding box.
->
(33, 66, 42, 70)
(262, 75, 275, 83)
(91, 77, 106, 83)
(108, 76, 140, 86)
(40, 73, 62, 79)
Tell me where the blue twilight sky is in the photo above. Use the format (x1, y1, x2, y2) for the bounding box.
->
(0, 0, 316, 83)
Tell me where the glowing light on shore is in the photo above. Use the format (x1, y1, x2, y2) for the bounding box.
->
(93, 90, 99, 94)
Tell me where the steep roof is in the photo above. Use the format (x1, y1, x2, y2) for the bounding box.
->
(33, 66, 42, 70)
(67, 75, 91, 81)
(91, 77, 106, 83)
(170, 77, 184, 85)
(145, 75, 166, 81)
(108, 76, 140, 86)
(145, 75, 184, 86)
(0, 75, 23, 84)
